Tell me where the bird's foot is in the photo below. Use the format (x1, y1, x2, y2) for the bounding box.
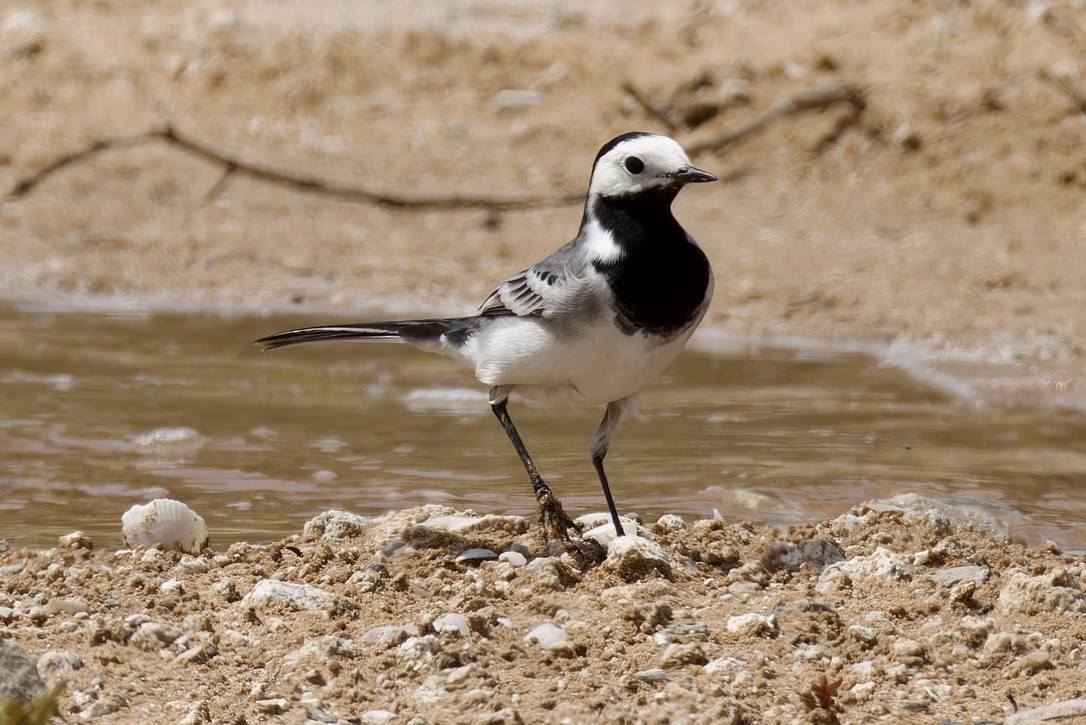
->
(535, 488, 607, 564)
(535, 487, 579, 543)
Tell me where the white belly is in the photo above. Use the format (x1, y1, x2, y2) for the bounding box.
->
(457, 314, 700, 406)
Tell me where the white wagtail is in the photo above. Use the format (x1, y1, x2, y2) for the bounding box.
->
(256, 132, 715, 541)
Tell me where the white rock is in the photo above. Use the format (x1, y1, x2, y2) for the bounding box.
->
(43, 597, 90, 616)
(302, 510, 368, 540)
(498, 551, 527, 567)
(636, 668, 666, 683)
(818, 546, 911, 594)
(455, 548, 498, 564)
(1004, 698, 1086, 724)
(361, 625, 409, 649)
(524, 623, 567, 650)
(602, 536, 672, 582)
(241, 579, 341, 612)
(160, 578, 185, 595)
(433, 613, 470, 637)
(360, 710, 397, 724)
(998, 570, 1086, 616)
(37, 649, 83, 677)
(655, 514, 686, 531)
(725, 613, 776, 637)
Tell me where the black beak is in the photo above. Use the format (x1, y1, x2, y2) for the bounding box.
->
(673, 165, 717, 184)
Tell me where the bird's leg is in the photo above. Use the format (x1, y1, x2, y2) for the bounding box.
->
(490, 386, 577, 542)
(590, 398, 634, 538)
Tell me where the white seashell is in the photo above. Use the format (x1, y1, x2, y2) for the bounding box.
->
(121, 498, 208, 553)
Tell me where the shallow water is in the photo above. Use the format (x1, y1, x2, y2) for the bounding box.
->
(2, 305, 1085, 549)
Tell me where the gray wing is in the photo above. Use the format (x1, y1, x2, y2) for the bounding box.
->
(477, 238, 596, 318)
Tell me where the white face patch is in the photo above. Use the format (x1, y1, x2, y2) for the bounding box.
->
(588, 135, 695, 199)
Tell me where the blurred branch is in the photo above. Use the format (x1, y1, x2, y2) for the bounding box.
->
(622, 82, 681, 132)
(2, 124, 585, 210)
(685, 83, 866, 155)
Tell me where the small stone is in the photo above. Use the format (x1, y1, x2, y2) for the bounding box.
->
(654, 514, 686, 531)
(1004, 698, 1086, 724)
(241, 579, 353, 613)
(58, 531, 93, 550)
(498, 551, 527, 567)
(849, 625, 877, 645)
(176, 556, 209, 574)
(603, 536, 672, 582)
(433, 613, 470, 637)
(160, 578, 185, 596)
(660, 643, 708, 668)
(360, 710, 397, 723)
(998, 570, 1086, 616)
(1009, 650, 1053, 674)
(44, 597, 91, 616)
(726, 613, 776, 637)
(636, 668, 666, 683)
(37, 649, 84, 677)
(255, 698, 289, 714)
(929, 565, 989, 588)
(303, 510, 369, 540)
(455, 548, 498, 564)
(361, 625, 409, 649)
(524, 623, 567, 650)
(0, 640, 45, 706)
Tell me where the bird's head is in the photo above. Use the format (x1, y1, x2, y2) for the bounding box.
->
(587, 132, 716, 200)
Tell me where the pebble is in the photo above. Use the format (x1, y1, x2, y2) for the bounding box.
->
(44, 596, 91, 616)
(818, 546, 912, 594)
(58, 531, 93, 550)
(498, 550, 527, 567)
(455, 548, 498, 564)
(998, 570, 1086, 616)
(241, 579, 346, 613)
(433, 612, 470, 637)
(929, 565, 989, 588)
(302, 510, 369, 540)
(524, 623, 567, 650)
(580, 517, 645, 545)
(603, 536, 672, 582)
(37, 649, 84, 677)
(654, 514, 686, 531)
(1009, 649, 1053, 674)
(636, 668, 667, 683)
(361, 625, 410, 649)
(660, 642, 708, 668)
(725, 613, 776, 637)
(255, 697, 289, 714)
(0, 640, 45, 707)
(360, 710, 397, 723)
(160, 578, 185, 595)
(1004, 698, 1086, 724)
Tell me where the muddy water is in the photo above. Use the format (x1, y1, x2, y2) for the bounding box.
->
(2, 305, 1085, 549)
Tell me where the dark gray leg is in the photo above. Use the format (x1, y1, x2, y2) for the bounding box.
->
(490, 386, 575, 540)
(590, 398, 633, 537)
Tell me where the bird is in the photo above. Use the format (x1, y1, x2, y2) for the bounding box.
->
(255, 131, 715, 542)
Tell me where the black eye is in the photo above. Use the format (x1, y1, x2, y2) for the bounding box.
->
(624, 156, 644, 174)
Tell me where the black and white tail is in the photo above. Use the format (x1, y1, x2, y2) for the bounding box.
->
(255, 318, 474, 351)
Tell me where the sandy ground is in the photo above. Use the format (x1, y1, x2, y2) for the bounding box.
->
(2, 499, 1086, 723)
(3, 0, 1086, 721)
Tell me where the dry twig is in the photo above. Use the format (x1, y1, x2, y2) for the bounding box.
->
(686, 83, 866, 156)
(2, 124, 585, 211)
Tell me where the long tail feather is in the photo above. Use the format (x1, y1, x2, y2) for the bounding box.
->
(254, 318, 473, 351)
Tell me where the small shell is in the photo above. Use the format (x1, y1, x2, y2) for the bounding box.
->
(122, 499, 208, 553)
